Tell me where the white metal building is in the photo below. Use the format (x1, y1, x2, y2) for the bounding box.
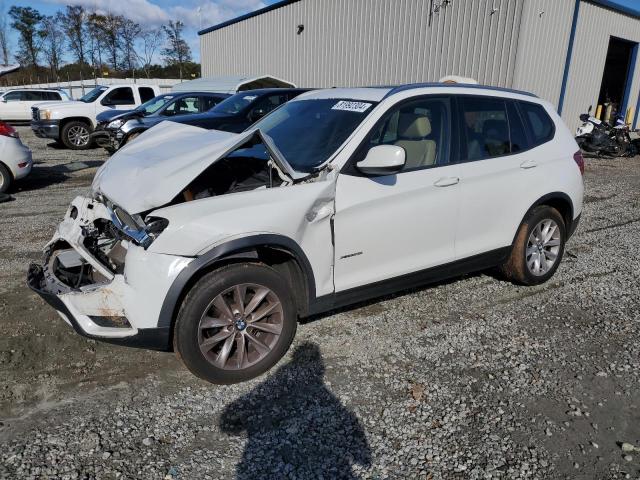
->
(199, 0, 640, 129)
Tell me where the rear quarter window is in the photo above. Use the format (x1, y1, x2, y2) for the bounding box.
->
(519, 101, 555, 146)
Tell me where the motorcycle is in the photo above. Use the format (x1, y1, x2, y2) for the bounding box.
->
(575, 106, 635, 157)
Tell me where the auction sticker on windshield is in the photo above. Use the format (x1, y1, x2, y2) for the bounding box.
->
(332, 101, 372, 113)
(243, 95, 258, 101)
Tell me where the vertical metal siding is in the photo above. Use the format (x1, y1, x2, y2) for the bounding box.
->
(200, 0, 524, 88)
(511, 0, 576, 107)
(562, 2, 640, 129)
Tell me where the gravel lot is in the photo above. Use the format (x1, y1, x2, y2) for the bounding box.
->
(0, 127, 639, 479)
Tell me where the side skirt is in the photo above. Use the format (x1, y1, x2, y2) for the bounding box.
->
(308, 247, 511, 316)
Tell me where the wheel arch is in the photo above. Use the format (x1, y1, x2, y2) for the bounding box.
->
(157, 234, 316, 337)
(60, 116, 94, 130)
(512, 192, 575, 245)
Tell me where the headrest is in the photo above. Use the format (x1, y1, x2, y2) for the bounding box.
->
(482, 119, 508, 138)
(398, 113, 432, 139)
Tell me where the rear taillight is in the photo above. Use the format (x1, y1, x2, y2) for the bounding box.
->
(573, 150, 585, 175)
(0, 122, 18, 138)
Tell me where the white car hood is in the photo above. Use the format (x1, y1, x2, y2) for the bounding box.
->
(34, 100, 87, 110)
(92, 122, 256, 214)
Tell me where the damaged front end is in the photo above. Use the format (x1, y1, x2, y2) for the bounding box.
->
(27, 196, 191, 350)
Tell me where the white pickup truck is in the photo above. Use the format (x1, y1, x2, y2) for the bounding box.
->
(31, 84, 160, 149)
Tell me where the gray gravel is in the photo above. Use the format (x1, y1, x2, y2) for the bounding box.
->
(1, 127, 639, 479)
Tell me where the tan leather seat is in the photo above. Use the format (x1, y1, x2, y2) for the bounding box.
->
(394, 113, 437, 169)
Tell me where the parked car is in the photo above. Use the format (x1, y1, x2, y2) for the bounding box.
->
(0, 121, 32, 193)
(171, 88, 310, 132)
(30, 84, 160, 150)
(91, 91, 230, 153)
(28, 83, 584, 385)
(0, 89, 70, 122)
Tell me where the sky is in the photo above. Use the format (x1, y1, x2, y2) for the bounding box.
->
(2, 0, 638, 65)
(2, 0, 280, 63)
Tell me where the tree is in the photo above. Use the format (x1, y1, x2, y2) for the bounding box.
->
(60, 6, 88, 66)
(137, 28, 164, 78)
(86, 12, 104, 71)
(9, 6, 44, 67)
(89, 12, 122, 70)
(119, 18, 141, 74)
(42, 14, 65, 76)
(0, 1, 10, 65)
(162, 20, 191, 80)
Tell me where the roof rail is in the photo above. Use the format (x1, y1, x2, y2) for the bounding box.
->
(383, 82, 538, 99)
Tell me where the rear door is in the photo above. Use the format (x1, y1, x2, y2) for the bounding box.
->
(454, 95, 537, 259)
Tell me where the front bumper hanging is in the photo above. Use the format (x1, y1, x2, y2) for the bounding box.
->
(27, 263, 172, 351)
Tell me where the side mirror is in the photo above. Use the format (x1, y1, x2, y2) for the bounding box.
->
(356, 145, 406, 176)
(1, 98, 6, 103)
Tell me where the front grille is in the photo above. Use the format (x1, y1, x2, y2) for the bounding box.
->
(31, 107, 40, 121)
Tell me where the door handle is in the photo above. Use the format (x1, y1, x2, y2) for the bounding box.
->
(520, 159, 537, 169)
(434, 177, 459, 187)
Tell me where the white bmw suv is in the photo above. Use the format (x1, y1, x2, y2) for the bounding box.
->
(28, 84, 584, 384)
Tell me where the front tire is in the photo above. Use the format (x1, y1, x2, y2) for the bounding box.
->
(0, 163, 12, 193)
(174, 263, 297, 384)
(61, 120, 93, 150)
(500, 206, 566, 285)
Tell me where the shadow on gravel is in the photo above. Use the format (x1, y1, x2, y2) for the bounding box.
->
(13, 161, 104, 193)
(220, 342, 371, 479)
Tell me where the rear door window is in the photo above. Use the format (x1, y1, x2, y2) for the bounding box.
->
(44, 91, 62, 100)
(459, 96, 511, 161)
(519, 102, 555, 145)
(138, 87, 155, 103)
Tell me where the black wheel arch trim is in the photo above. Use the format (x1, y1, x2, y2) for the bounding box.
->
(157, 234, 317, 329)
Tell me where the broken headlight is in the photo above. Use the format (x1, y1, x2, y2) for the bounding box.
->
(108, 119, 124, 129)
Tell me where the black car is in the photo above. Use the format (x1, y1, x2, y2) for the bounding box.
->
(173, 88, 310, 132)
(91, 91, 230, 153)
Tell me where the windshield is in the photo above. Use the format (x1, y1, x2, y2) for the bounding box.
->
(135, 95, 175, 115)
(250, 99, 376, 173)
(80, 86, 107, 103)
(212, 92, 259, 115)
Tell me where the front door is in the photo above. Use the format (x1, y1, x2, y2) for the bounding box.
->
(333, 96, 460, 292)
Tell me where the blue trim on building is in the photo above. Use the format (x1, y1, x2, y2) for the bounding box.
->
(558, 0, 581, 115)
(634, 87, 640, 129)
(620, 41, 638, 118)
(198, 0, 300, 36)
(586, 0, 640, 20)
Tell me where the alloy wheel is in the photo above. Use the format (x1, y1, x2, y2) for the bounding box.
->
(68, 125, 90, 146)
(526, 219, 561, 276)
(197, 283, 284, 370)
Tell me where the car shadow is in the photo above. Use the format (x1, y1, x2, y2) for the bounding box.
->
(12, 161, 104, 193)
(219, 342, 372, 479)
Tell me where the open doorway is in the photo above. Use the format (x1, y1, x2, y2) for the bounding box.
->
(597, 36, 638, 122)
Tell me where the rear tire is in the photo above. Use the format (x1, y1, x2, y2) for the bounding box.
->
(500, 206, 566, 285)
(0, 163, 12, 193)
(174, 263, 297, 384)
(61, 120, 93, 150)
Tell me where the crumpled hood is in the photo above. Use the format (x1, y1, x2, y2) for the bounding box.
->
(92, 121, 250, 214)
(96, 109, 134, 123)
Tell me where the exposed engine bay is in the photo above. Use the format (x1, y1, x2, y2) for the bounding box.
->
(42, 136, 296, 294)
